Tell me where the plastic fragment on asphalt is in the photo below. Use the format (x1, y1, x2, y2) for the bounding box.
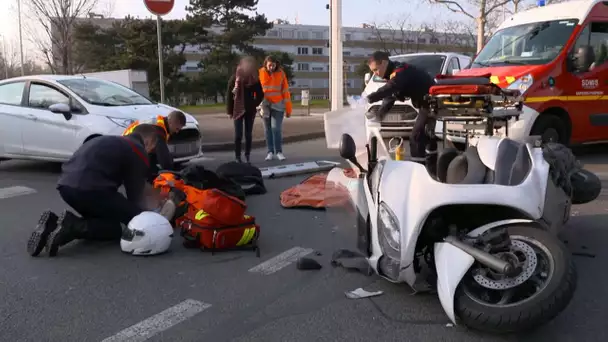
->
(296, 257, 323, 270)
(446, 323, 454, 327)
(345, 288, 384, 299)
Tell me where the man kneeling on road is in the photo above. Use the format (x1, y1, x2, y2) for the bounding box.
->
(123, 111, 187, 182)
(365, 51, 437, 169)
(27, 124, 169, 257)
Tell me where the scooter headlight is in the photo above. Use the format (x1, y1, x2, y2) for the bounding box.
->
(378, 202, 400, 260)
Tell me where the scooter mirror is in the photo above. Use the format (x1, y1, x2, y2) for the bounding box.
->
(339, 134, 357, 160)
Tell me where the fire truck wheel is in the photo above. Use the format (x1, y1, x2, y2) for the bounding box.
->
(531, 115, 569, 145)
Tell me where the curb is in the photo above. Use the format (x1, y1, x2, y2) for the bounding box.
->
(202, 131, 326, 152)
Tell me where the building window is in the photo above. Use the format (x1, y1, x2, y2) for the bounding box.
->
(282, 30, 294, 39)
(266, 30, 279, 37)
(342, 51, 351, 56)
(297, 63, 310, 71)
(430, 37, 439, 44)
(417, 38, 426, 44)
(311, 66, 324, 71)
(297, 31, 310, 39)
(312, 31, 324, 39)
(297, 47, 309, 55)
(344, 33, 352, 41)
(312, 47, 323, 55)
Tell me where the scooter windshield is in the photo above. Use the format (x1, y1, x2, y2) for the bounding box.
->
(324, 167, 369, 256)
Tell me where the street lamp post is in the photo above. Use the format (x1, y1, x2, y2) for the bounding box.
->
(17, 0, 25, 76)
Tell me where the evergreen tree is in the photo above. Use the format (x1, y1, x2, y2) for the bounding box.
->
(186, 0, 273, 94)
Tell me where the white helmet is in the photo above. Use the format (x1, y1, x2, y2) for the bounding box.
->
(121, 211, 174, 256)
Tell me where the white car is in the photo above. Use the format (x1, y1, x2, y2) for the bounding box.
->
(363, 52, 472, 138)
(0, 75, 203, 164)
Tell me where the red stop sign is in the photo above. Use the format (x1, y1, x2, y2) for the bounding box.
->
(144, 0, 175, 16)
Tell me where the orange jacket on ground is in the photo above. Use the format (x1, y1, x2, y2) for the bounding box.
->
(122, 115, 169, 141)
(258, 67, 292, 115)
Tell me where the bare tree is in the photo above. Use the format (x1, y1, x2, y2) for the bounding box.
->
(437, 19, 476, 52)
(427, 0, 515, 52)
(24, 0, 110, 74)
(366, 15, 434, 54)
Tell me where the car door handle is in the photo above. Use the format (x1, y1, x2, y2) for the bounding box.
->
(26, 114, 38, 120)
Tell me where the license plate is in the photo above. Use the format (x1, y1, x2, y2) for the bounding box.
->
(384, 114, 402, 121)
(446, 123, 464, 131)
(170, 142, 197, 154)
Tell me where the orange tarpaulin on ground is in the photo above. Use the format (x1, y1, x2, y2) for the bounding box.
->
(280, 169, 356, 209)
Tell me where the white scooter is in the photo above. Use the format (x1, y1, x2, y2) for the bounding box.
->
(325, 79, 599, 333)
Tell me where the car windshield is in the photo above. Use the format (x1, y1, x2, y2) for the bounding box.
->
(57, 78, 153, 106)
(471, 19, 578, 67)
(372, 55, 446, 82)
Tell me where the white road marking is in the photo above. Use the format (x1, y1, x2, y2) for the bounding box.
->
(100, 299, 211, 342)
(0, 186, 37, 199)
(248, 247, 314, 275)
(594, 172, 608, 178)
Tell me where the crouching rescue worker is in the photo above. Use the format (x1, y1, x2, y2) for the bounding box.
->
(123, 111, 187, 182)
(27, 124, 162, 257)
(365, 51, 437, 172)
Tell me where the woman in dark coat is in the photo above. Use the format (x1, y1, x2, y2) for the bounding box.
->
(226, 56, 264, 163)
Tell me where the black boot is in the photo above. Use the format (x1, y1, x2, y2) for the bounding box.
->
(27, 210, 59, 257)
(46, 210, 85, 257)
(235, 155, 242, 163)
(245, 155, 251, 164)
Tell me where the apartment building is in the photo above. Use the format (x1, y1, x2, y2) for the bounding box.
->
(60, 16, 475, 99)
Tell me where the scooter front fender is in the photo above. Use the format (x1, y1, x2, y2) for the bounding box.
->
(434, 242, 475, 325)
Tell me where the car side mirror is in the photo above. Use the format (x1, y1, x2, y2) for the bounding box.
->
(566, 53, 577, 72)
(364, 73, 371, 84)
(49, 103, 73, 120)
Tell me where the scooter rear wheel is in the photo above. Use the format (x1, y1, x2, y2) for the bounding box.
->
(454, 225, 576, 334)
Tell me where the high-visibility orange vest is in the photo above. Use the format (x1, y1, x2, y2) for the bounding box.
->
(122, 115, 169, 141)
(258, 67, 292, 115)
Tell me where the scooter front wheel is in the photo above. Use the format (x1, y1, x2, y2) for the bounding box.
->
(454, 225, 576, 334)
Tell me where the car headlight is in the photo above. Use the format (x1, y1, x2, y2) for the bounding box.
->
(378, 201, 400, 260)
(507, 74, 534, 94)
(370, 160, 385, 202)
(107, 117, 135, 128)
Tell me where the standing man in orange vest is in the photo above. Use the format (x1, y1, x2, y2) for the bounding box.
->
(258, 56, 292, 161)
(123, 110, 187, 181)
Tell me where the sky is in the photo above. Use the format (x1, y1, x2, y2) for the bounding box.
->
(0, 0, 460, 61)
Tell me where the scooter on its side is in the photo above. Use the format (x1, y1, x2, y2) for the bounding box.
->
(325, 76, 600, 334)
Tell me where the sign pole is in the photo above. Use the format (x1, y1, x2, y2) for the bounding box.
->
(17, 0, 25, 76)
(156, 15, 165, 103)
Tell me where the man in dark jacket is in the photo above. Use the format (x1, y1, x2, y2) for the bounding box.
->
(366, 51, 437, 166)
(27, 124, 160, 257)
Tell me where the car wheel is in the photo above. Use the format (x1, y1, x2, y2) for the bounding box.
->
(531, 115, 569, 145)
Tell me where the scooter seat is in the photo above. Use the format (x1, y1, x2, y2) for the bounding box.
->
(444, 146, 488, 184)
(434, 77, 492, 86)
(436, 139, 532, 186)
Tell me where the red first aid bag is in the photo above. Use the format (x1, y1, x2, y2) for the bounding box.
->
(178, 206, 260, 256)
(183, 188, 247, 225)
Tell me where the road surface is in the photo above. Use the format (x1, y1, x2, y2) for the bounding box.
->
(0, 139, 607, 342)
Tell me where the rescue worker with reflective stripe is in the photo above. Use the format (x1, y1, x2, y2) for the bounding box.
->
(258, 55, 292, 161)
(365, 51, 437, 169)
(123, 110, 187, 181)
(27, 124, 161, 257)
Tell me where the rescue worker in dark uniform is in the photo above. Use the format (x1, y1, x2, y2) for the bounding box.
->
(27, 124, 161, 257)
(365, 51, 437, 170)
(123, 111, 187, 182)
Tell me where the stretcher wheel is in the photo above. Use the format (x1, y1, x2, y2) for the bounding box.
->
(255, 245, 261, 258)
